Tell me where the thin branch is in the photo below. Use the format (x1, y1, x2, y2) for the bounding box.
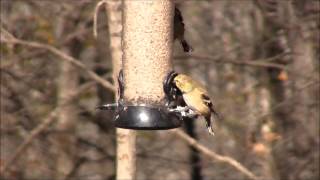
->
(93, 0, 107, 38)
(63, 157, 88, 180)
(0, 82, 96, 175)
(172, 129, 259, 180)
(77, 138, 114, 160)
(174, 53, 289, 70)
(0, 28, 115, 92)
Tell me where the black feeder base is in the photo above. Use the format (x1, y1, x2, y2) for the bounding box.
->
(115, 105, 181, 130)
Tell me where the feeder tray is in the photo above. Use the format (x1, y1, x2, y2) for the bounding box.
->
(114, 105, 181, 130)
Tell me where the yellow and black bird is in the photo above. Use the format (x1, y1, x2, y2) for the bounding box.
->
(165, 72, 220, 135)
(174, 7, 193, 52)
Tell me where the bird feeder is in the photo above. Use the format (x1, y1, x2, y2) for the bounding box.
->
(113, 1, 181, 130)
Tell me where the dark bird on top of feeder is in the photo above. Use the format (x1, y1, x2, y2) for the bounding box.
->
(174, 7, 193, 53)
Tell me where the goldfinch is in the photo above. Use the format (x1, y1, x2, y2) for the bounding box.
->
(169, 73, 220, 135)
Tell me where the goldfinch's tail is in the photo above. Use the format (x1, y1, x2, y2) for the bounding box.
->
(181, 39, 193, 53)
(205, 115, 214, 136)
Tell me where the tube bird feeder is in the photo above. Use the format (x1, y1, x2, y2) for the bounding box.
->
(114, 0, 181, 130)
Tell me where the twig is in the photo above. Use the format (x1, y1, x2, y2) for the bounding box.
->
(63, 157, 88, 180)
(0, 82, 95, 175)
(173, 129, 259, 180)
(93, 0, 107, 38)
(174, 53, 288, 70)
(0, 28, 115, 92)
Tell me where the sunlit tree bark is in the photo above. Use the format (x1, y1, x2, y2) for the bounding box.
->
(258, 1, 319, 180)
(53, 14, 80, 179)
(105, 1, 137, 179)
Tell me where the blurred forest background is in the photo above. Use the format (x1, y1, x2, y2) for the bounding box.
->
(0, 0, 319, 180)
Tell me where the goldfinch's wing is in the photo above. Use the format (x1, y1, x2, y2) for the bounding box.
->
(201, 94, 222, 120)
(184, 76, 208, 93)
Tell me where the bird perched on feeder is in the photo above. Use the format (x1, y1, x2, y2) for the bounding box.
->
(164, 72, 220, 136)
(174, 7, 193, 52)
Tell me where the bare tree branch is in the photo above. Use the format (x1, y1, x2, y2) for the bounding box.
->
(172, 129, 259, 180)
(174, 52, 289, 70)
(0, 28, 115, 92)
(93, 0, 107, 38)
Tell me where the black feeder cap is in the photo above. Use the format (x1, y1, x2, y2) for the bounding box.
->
(115, 105, 181, 130)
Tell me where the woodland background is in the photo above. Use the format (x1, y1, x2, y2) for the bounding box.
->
(0, 0, 319, 180)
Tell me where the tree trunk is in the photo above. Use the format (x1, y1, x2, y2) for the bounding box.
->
(105, 1, 137, 180)
(53, 15, 80, 179)
(265, 2, 319, 180)
(55, 59, 78, 179)
(277, 5, 318, 180)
